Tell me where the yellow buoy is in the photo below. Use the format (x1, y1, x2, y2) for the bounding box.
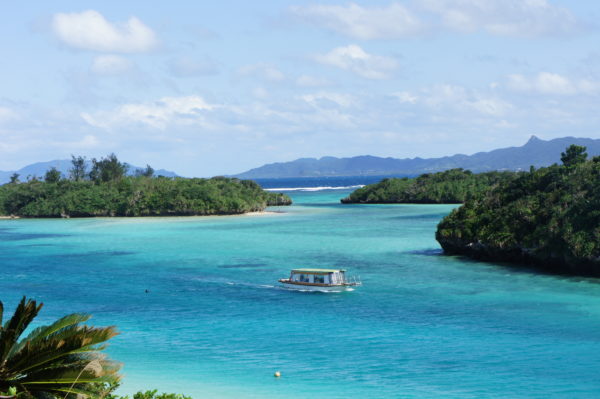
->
(274, 371, 281, 378)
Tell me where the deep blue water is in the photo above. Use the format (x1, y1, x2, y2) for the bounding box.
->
(2, 188, 600, 398)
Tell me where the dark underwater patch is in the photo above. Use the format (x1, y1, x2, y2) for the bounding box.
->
(51, 250, 135, 259)
(218, 263, 267, 269)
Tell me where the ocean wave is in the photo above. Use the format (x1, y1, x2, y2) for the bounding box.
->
(264, 185, 364, 192)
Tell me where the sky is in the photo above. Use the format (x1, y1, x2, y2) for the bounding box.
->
(2, 1, 600, 176)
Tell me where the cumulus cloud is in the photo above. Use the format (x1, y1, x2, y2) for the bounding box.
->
(396, 85, 512, 116)
(420, 0, 580, 37)
(91, 55, 134, 75)
(289, 3, 423, 39)
(507, 72, 600, 95)
(167, 56, 219, 77)
(52, 10, 158, 52)
(315, 45, 398, 79)
(237, 64, 285, 82)
(81, 96, 215, 129)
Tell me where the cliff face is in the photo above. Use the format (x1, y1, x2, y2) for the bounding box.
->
(435, 234, 600, 276)
(435, 148, 600, 276)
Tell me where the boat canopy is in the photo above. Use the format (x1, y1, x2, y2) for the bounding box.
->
(291, 268, 345, 275)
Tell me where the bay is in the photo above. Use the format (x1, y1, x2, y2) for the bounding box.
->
(1, 189, 600, 398)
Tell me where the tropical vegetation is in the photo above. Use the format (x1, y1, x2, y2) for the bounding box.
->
(436, 145, 600, 275)
(0, 154, 291, 218)
(0, 297, 120, 398)
(341, 169, 519, 204)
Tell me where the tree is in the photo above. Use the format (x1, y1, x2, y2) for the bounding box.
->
(0, 297, 121, 398)
(44, 167, 62, 183)
(135, 165, 154, 178)
(89, 154, 128, 183)
(561, 144, 587, 167)
(70, 156, 87, 182)
(9, 173, 19, 184)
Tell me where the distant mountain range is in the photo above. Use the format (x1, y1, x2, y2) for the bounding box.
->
(0, 160, 177, 184)
(234, 136, 600, 178)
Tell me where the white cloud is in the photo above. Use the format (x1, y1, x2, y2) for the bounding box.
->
(315, 45, 398, 79)
(392, 91, 418, 104)
(237, 64, 285, 82)
(91, 55, 134, 75)
(81, 96, 215, 129)
(301, 92, 356, 108)
(168, 56, 219, 77)
(52, 10, 158, 52)
(507, 72, 600, 95)
(420, 0, 580, 37)
(296, 75, 331, 87)
(397, 85, 512, 116)
(0, 107, 18, 123)
(289, 3, 423, 39)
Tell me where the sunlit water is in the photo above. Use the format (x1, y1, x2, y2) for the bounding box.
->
(2, 189, 600, 398)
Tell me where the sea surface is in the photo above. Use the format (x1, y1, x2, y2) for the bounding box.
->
(2, 183, 600, 398)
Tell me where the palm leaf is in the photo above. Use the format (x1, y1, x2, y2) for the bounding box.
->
(0, 297, 122, 399)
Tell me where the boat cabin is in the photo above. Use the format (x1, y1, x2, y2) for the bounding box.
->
(288, 269, 347, 285)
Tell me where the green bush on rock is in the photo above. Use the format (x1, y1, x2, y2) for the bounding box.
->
(0, 155, 291, 218)
(341, 169, 518, 204)
(436, 145, 600, 275)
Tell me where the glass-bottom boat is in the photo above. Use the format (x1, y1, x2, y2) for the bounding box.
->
(279, 268, 362, 292)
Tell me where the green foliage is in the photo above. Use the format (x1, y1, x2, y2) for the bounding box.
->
(135, 165, 154, 178)
(104, 387, 192, 399)
(436, 146, 600, 274)
(9, 173, 19, 184)
(44, 167, 61, 184)
(561, 144, 588, 167)
(70, 156, 87, 182)
(0, 297, 121, 399)
(90, 154, 128, 183)
(341, 169, 519, 204)
(0, 176, 291, 217)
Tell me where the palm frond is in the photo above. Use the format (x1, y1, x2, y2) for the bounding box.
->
(8, 314, 91, 359)
(0, 297, 43, 364)
(0, 297, 121, 399)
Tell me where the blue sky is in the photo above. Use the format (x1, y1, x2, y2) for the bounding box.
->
(1, 1, 600, 176)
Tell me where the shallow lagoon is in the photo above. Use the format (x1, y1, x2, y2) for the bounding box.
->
(2, 189, 600, 398)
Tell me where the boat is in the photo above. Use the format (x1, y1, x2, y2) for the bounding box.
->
(279, 268, 362, 292)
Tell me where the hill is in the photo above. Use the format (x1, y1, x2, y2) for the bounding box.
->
(0, 159, 178, 184)
(340, 169, 519, 204)
(436, 145, 600, 275)
(235, 136, 600, 178)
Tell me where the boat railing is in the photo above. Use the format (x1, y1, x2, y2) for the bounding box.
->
(345, 275, 362, 286)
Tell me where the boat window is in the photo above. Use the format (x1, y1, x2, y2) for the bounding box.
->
(314, 275, 325, 284)
(298, 274, 309, 283)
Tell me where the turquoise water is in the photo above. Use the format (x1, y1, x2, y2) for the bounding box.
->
(2, 189, 600, 398)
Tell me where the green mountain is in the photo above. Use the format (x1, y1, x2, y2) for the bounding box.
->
(235, 136, 600, 178)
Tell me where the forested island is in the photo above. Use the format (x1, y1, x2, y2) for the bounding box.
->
(0, 154, 291, 218)
(436, 145, 600, 275)
(341, 169, 518, 204)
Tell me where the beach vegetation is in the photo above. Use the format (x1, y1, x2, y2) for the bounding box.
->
(0, 297, 121, 399)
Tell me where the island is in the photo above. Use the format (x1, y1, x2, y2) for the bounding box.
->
(436, 145, 600, 275)
(341, 169, 518, 204)
(0, 154, 291, 218)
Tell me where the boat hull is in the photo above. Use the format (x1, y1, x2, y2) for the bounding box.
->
(279, 281, 355, 292)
